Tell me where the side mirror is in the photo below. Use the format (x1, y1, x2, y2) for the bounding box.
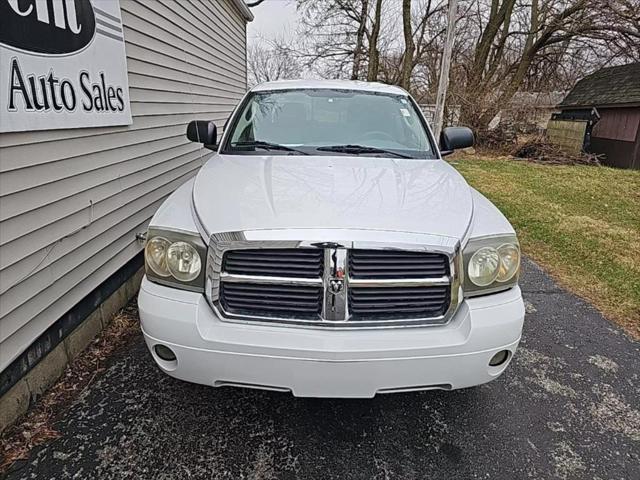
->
(440, 126, 474, 156)
(187, 120, 217, 146)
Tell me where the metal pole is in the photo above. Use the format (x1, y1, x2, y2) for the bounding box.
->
(433, 0, 458, 140)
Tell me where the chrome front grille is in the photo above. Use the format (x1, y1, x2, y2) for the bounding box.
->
(207, 235, 460, 328)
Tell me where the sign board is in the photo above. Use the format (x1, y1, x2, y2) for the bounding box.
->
(0, 0, 132, 133)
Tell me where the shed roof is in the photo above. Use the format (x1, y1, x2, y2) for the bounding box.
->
(559, 62, 640, 109)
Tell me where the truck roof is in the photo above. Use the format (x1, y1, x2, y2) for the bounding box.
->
(250, 79, 408, 96)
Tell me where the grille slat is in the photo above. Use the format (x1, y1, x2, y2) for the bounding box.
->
(229, 250, 321, 256)
(351, 285, 448, 291)
(352, 258, 446, 265)
(224, 267, 321, 276)
(223, 249, 323, 278)
(219, 283, 316, 293)
(226, 257, 320, 265)
(348, 294, 445, 301)
(349, 287, 449, 296)
(351, 305, 445, 314)
(223, 298, 320, 308)
(349, 250, 449, 279)
(350, 264, 446, 271)
(350, 298, 446, 306)
(220, 290, 319, 301)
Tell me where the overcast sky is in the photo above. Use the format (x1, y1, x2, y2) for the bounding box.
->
(247, 0, 298, 44)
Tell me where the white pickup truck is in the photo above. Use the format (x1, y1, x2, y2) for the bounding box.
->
(138, 80, 525, 398)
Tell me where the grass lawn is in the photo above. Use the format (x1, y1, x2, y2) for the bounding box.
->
(451, 154, 640, 339)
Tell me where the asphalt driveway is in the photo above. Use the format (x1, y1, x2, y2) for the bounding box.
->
(3, 259, 639, 479)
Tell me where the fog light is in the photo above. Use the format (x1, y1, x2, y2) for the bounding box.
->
(154, 344, 176, 362)
(489, 350, 509, 367)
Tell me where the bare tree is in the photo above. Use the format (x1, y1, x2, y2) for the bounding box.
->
(379, 1, 448, 91)
(352, 0, 370, 79)
(457, 0, 640, 133)
(367, 0, 384, 80)
(292, 0, 640, 132)
(296, 0, 445, 86)
(247, 39, 302, 87)
(297, 0, 371, 78)
(400, 0, 415, 89)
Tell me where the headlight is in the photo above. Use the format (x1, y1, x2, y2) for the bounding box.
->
(144, 227, 206, 291)
(166, 241, 201, 282)
(496, 243, 520, 282)
(145, 237, 171, 277)
(468, 247, 500, 286)
(463, 235, 520, 296)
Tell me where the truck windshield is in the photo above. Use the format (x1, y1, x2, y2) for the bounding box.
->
(224, 89, 435, 158)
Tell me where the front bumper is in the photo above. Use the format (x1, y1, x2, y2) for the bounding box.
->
(138, 277, 525, 398)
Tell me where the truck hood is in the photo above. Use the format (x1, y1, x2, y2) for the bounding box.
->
(192, 154, 473, 240)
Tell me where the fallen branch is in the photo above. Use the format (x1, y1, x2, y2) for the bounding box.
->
(512, 139, 602, 166)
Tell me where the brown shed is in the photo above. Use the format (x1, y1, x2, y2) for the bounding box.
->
(553, 63, 640, 170)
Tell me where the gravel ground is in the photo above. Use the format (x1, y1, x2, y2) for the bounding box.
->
(3, 259, 639, 479)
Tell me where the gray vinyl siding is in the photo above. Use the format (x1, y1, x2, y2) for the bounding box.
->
(0, 0, 248, 372)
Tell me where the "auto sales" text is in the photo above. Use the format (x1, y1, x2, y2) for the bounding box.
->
(8, 58, 126, 113)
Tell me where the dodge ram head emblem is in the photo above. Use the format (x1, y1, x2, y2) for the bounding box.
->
(329, 278, 344, 295)
(329, 267, 345, 295)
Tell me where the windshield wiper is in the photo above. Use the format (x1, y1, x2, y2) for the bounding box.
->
(316, 144, 414, 159)
(231, 140, 309, 155)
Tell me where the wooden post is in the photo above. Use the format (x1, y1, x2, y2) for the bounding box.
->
(433, 0, 458, 140)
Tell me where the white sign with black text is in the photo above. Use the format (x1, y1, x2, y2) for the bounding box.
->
(0, 0, 132, 133)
